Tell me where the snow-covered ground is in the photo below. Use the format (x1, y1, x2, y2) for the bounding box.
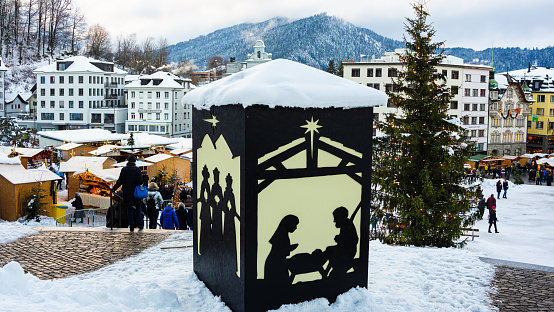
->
(0, 178, 552, 311)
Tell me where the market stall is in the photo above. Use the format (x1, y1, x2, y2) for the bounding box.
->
(72, 168, 121, 209)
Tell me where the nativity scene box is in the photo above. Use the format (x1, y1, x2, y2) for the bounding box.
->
(183, 59, 387, 312)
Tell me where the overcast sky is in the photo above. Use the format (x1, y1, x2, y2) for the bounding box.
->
(73, 0, 552, 51)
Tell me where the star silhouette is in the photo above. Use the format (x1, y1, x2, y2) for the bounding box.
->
(301, 117, 322, 158)
(203, 115, 219, 128)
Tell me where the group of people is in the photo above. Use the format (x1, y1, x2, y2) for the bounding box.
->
(111, 154, 194, 232)
(495, 179, 509, 199)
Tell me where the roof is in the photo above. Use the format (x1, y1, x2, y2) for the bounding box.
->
(124, 133, 180, 148)
(56, 142, 84, 151)
(38, 129, 127, 144)
(88, 144, 119, 156)
(112, 160, 153, 167)
(34, 55, 126, 74)
(183, 59, 388, 110)
(0, 163, 25, 172)
(143, 153, 173, 163)
(169, 148, 192, 155)
(468, 154, 490, 161)
(5, 93, 30, 104)
(14, 148, 45, 158)
(58, 156, 110, 173)
(0, 169, 61, 185)
(166, 138, 192, 150)
(73, 168, 122, 182)
(125, 71, 188, 89)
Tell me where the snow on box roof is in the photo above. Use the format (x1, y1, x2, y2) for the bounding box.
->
(0, 169, 61, 185)
(144, 153, 173, 163)
(166, 138, 192, 150)
(126, 133, 180, 148)
(14, 148, 44, 158)
(169, 148, 192, 156)
(89, 144, 119, 156)
(182, 59, 388, 110)
(74, 167, 122, 182)
(38, 129, 127, 144)
(56, 142, 83, 151)
(34, 55, 126, 74)
(126, 71, 190, 89)
(59, 156, 110, 173)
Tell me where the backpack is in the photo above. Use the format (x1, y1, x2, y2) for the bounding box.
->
(147, 195, 157, 214)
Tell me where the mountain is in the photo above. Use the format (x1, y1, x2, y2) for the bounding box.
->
(169, 14, 554, 72)
(168, 14, 404, 70)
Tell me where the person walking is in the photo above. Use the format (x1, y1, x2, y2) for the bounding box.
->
(496, 180, 502, 199)
(160, 203, 180, 230)
(502, 179, 509, 198)
(112, 155, 144, 232)
(175, 202, 188, 230)
(536, 170, 541, 185)
(145, 182, 164, 229)
(486, 193, 496, 212)
(71, 193, 85, 223)
(488, 206, 499, 233)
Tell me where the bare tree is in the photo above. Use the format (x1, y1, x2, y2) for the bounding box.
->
(69, 7, 85, 55)
(208, 55, 227, 78)
(154, 36, 169, 69)
(172, 58, 197, 77)
(84, 23, 111, 60)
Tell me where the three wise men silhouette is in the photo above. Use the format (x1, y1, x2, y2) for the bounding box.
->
(264, 206, 359, 286)
(198, 165, 240, 275)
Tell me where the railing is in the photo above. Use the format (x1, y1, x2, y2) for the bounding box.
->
(55, 208, 108, 227)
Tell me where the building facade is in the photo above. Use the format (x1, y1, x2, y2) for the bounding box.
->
(34, 56, 127, 132)
(343, 49, 490, 153)
(124, 71, 192, 138)
(225, 40, 273, 77)
(0, 58, 7, 117)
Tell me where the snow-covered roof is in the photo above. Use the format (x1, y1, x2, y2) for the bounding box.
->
(0, 168, 61, 185)
(58, 156, 110, 173)
(124, 133, 179, 148)
(55, 142, 84, 151)
(0, 151, 22, 165)
(125, 71, 186, 89)
(88, 144, 119, 156)
(34, 55, 126, 74)
(5, 92, 31, 104)
(169, 148, 192, 156)
(143, 153, 173, 163)
(14, 148, 44, 158)
(74, 167, 122, 182)
(0, 163, 25, 172)
(38, 129, 127, 144)
(112, 160, 153, 167)
(182, 59, 388, 110)
(165, 138, 192, 150)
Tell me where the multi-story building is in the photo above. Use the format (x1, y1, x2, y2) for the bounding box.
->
(487, 73, 533, 156)
(225, 40, 273, 77)
(0, 58, 7, 117)
(124, 71, 192, 138)
(495, 65, 554, 153)
(34, 56, 127, 132)
(343, 49, 490, 153)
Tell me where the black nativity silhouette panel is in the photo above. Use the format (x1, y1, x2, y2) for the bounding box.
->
(196, 131, 241, 277)
(257, 116, 364, 285)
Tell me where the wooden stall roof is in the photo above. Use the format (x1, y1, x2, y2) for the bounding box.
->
(0, 163, 26, 172)
(73, 167, 122, 183)
(0, 169, 61, 184)
(88, 144, 120, 156)
(468, 154, 490, 161)
(13, 148, 47, 158)
(143, 153, 173, 163)
(59, 156, 110, 173)
(55, 142, 84, 151)
(169, 148, 192, 156)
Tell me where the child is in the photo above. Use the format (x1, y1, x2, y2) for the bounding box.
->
(160, 203, 180, 230)
(488, 206, 499, 233)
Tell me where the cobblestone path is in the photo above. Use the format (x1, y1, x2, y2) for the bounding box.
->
(0, 228, 169, 280)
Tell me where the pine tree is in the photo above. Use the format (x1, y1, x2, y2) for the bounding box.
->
(325, 59, 336, 75)
(25, 185, 48, 222)
(336, 60, 344, 77)
(372, 4, 479, 247)
(127, 132, 135, 147)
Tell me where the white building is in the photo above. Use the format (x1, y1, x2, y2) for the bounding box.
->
(34, 56, 127, 132)
(343, 49, 491, 153)
(124, 71, 192, 138)
(225, 40, 272, 76)
(0, 58, 7, 117)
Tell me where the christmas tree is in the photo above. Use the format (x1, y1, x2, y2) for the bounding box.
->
(372, 4, 479, 247)
(25, 185, 48, 222)
(127, 133, 135, 147)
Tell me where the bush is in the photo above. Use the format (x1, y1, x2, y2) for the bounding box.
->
(25, 185, 48, 222)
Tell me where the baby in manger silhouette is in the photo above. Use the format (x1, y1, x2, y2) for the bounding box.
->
(264, 206, 359, 286)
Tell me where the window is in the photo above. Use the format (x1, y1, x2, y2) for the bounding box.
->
(139, 125, 146, 131)
(147, 102, 152, 109)
(139, 102, 144, 109)
(450, 101, 458, 109)
(385, 84, 393, 92)
(160, 126, 166, 132)
(480, 104, 486, 111)
(139, 113, 144, 119)
(492, 118, 501, 127)
(50, 89, 55, 96)
(373, 83, 380, 90)
(79, 101, 83, 108)
(40, 76, 45, 84)
(149, 125, 158, 132)
(505, 118, 513, 127)
(480, 89, 486, 97)
(478, 130, 484, 137)
(131, 102, 135, 109)
(550, 122, 554, 130)
(69, 76, 73, 83)
(128, 125, 136, 131)
(451, 71, 459, 79)
(477, 143, 484, 151)
(471, 130, 476, 137)
(147, 113, 152, 120)
(442, 70, 448, 77)
(472, 103, 478, 111)
(536, 121, 544, 129)
(464, 103, 470, 111)
(386, 99, 395, 108)
(156, 102, 160, 109)
(58, 113, 64, 120)
(472, 89, 478, 97)
(147, 91, 152, 99)
(471, 117, 477, 125)
(351, 68, 360, 77)
(515, 133, 523, 142)
(537, 95, 545, 103)
(164, 113, 169, 120)
(50, 101, 55, 108)
(59, 88, 64, 96)
(451, 86, 458, 94)
(367, 68, 373, 77)
(139, 91, 144, 99)
(50, 76, 55, 83)
(59, 101, 64, 108)
(59, 76, 64, 84)
(78, 76, 83, 83)
(551, 95, 554, 103)
(40, 89, 45, 96)
(69, 101, 74, 108)
(131, 113, 135, 119)
(550, 109, 554, 116)
(70, 113, 83, 120)
(156, 113, 160, 120)
(528, 120, 531, 128)
(388, 68, 397, 77)
(516, 118, 525, 127)
(480, 75, 486, 83)
(375, 68, 382, 77)
(503, 132, 512, 143)
(78, 88, 83, 96)
(131, 91, 135, 98)
(479, 117, 485, 124)
(68, 88, 73, 96)
(537, 108, 544, 116)
(465, 74, 471, 82)
(464, 89, 470, 96)
(41, 113, 54, 120)
(156, 92, 160, 99)
(41, 101, 45, 108)
(165, 92, 169, 99)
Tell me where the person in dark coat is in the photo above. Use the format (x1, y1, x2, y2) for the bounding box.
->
(502, 179, 509, 198)
(175, 202, 188, 230)
(72, 193, 84, 223)
(488, 206, 499, 233)
(185, 195, 194, 230)
(112, 155, 144, 232)
(160, 204, 179, 230)
(145, 182, 163, 229)
(486, 194, 496, 211)
(496, 180, 502, 199)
